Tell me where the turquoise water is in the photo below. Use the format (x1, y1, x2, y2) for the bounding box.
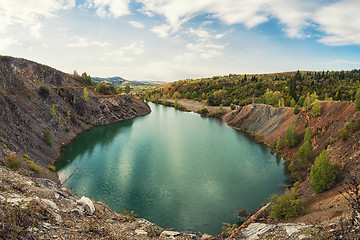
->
(56, 102, 287, 235)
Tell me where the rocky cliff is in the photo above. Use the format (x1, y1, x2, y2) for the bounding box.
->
(225, 101, 360, 237)
(0, 56, 151, 182)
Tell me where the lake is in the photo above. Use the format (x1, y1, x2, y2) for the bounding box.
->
(56, 102, 287, 235)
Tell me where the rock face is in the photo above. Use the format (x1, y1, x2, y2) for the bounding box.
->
(0, 165, 216, 239)
(0, 56, 151, 182)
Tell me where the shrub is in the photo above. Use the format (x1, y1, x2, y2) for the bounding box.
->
(3, 144, 7, 149)
(83, 87, 89, 101)
(304, 128, 312, 142)
(269, 188, 305, 220)
(312, 100, 321, 117)
(197, 107, 209, 115)
(47, 164, 56, 172)
(44, 130, 53, 146)
(22, 154, 29, 160)
(5, 156, 20, 171)
(285, 121, 299, 148)
(298, 140, 312, 167)
(276, 137, 283, 151)
(339, 127, 349, 141)
(65, 126, 70, 132)
(29, 161, 41, 173)
(38, 85, 50, 98)
(293, 105, 299, 115)
(310, 150, 337, 194)
(221, 222, 238, 238)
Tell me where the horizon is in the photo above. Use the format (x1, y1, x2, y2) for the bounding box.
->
(1, 0, 360, 82)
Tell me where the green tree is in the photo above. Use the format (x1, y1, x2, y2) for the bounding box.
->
(269, 188, 305, 220)
(124, 85, 131, 94)
(117, 87, 123, 94)
(303, 93, 312, 112)
(293, 105, 300, 115)
(184, 92, 191, 99)
(304, 128, 312, 142)
(355, 89, 360, 111)
(276, 137, 283, 151)
(191, 91, 198, 99)
(310, 150, 336, 194)
(290, 98, 296, 107)
(312, 99, 321, 117)
(83, 87, 89, 101)
(298, 140, 312, 167)
(285, 121, 299, 148)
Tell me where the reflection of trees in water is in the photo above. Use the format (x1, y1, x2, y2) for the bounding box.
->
(57, 119, 134, 168)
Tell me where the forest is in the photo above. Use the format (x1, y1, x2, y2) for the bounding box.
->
(143, 70, 360, 108)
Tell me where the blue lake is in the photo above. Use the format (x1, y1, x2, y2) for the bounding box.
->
(56, 102, 287, 235)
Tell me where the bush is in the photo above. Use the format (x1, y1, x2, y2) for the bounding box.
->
(285, 121, 299, 148)
(29, 161, 41, 173)
(293, 105, 299, 115)
(197, 107, 209, 115)
(269, 188, 305, 220)
(38, 85, 50, 98)
(65, 126, 70, 132)
(312, 100, 321, 117)
(5, 156, 20, 171)
(44, 130, 53, 146)
(276, 137, 283, 151)
(310, 150, 337, 194)
(298, 140, 312, 167)
(339, 127, 349, 141)
(47, 164, 56, 172)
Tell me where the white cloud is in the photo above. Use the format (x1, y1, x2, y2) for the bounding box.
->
(314, 0, 360, 46)
(0, 0, 75, 38)
(129, 21, 145, 29)
(175, 42, 226, 60)
(85, 0, 130, 18)
(103, 41, 145, 63)
(0, 37, 21, 51)
(67, 36, 110, 48)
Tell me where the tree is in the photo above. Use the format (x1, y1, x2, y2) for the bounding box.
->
(83, 87, 89, 101)
(191, 91, 198, 99)
(312, 99, 321, 117)
(304, 127, 312, 142)
(298, 140, 312, 167)
(355, 89, 360, 111)
(276, 137, 283, 151)
(269, 188, 305, 220)
(124, 85, 131, 94)
(173, 91, 181, 99)
(310, 150, 336, 194)
(285, 121, 299, 148)
(303, 93, 312, 112)
(184, 92, 191, 99)
(290, 98, 296, 107)
(293, 105, 299, 115)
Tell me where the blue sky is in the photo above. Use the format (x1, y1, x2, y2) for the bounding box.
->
(0, 0, 359, 81)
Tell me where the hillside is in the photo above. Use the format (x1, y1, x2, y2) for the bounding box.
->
(145, 70, 360, 107)
(0, 56, 151, 182)
(225, 101, 360, 234)
(93, 76, 164, 88)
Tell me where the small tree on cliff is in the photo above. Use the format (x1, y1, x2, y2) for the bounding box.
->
(298, 140, 312, 167)
(312, 99, 321, 117)
(310, 150, 336, 194)
(355, 89, 360, 111)
(285, 121, 299, 148)
(276, 137, 283, 151)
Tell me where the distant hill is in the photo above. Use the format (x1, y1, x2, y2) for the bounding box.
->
(92, 76, 165, 87)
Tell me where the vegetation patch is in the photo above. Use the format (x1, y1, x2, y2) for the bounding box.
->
(269, 187, 305, 220)
(5, 155, 20, 171)
(44, 130, 53, 146)
(29, 161, 41, 173)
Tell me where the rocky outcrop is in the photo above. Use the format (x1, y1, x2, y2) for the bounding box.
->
(0, 56, 151, 182)
(0, 165, 218, 239)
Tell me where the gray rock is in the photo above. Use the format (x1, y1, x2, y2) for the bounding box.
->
(241, 223, 276, 240)
(40, 199, 59, 211)
(135, 229, 148, 235)
(201, 233, 213, 239)
(299, 234, 313, 240)
(160, 230, 181, 238)
(278, 223, 310, 236)
(77, 196, 95, 215)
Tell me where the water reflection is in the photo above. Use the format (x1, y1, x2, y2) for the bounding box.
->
(56, 102, 286, 235)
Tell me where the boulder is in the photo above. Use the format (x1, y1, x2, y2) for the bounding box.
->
(77, 196, 95, 215)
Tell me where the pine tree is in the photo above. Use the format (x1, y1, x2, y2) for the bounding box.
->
(298, 140, 312, 167)
(312, 100, 321, 117)
(285, 121, 299, 148)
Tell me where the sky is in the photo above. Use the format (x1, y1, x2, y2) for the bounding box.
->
(0, 0, 360, 81)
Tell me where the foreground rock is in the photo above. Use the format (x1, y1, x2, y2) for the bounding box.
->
(0, 166, 216, 239)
